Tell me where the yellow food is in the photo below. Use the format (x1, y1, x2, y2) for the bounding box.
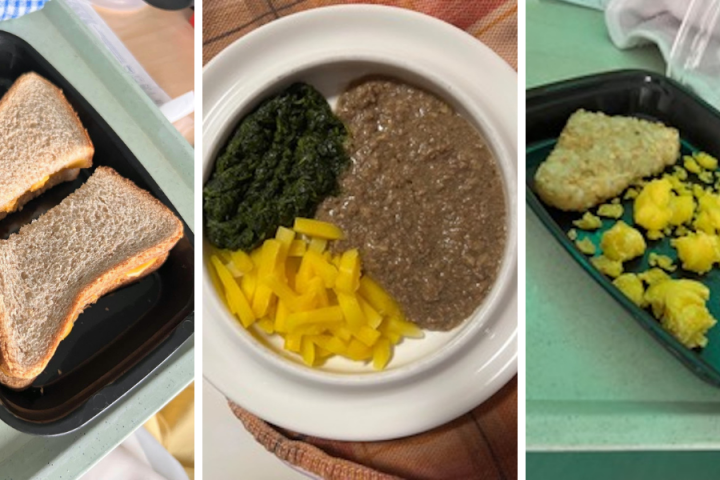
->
(570, 150, 720, 350)
(210, 255, 256, 328)
(624, 188, 639, 200)
(125, 259, 157, 278)
(633, 178, 695, 239)
(644, 279, 717, 348)
(673, 166, 688, 181)
(696, 151, 718, 170)
(336, 249, 361, 293)
(692, 184, 707, 200)
(665, 172, 689, 195)
(684, 155, 702, 174)
(308, 237, 328, 253)
(670, 195, 695, 226)
(613, 273, 645, 307)
(699, 171, 714, 184)
(672, 232, 720, 274)
(600, 221, 646, 262)
(288, 239, 307, 257)
(230, 250, 254, 274)
(634, 178, 673, 231)
(293, 217, 344, 240)
(638, 268, 671, 286)
(648, 252, 676, 272)
(208, 222, 423, 370)
(693, 193, 720, 234)
(575, 237, 596, 255)
(573, 212, 602, 230)
(30, 175, 49, 192)
(590, 255, 623, 278)
(597, 203, 624, 218)
(567, 228, 578, 241)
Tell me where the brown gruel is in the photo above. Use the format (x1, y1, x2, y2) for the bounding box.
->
(316, 78, 507, 331)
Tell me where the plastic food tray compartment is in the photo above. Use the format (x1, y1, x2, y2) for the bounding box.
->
(0, 31, 194, 435)
(526, 70, 720, 387)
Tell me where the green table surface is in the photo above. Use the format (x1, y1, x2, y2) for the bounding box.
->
(526, 0, 720, 458)
(0, 2, 194, 479)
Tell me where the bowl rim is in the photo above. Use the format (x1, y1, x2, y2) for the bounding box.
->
(202, 46, 517, 386)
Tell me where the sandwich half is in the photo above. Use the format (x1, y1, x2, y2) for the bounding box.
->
(0, 72, 94, 220)
(0, 167, 183, 389)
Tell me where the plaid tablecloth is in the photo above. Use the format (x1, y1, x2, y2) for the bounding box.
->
(0, 0, 48, 21)
(203, 0, 517, 69)
(203, 1, 517, 479)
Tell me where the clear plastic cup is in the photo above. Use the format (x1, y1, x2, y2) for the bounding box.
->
(667, 0, 720, 108)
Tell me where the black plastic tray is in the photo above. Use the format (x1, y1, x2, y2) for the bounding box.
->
(0, 32, 195, 435)
(527, 70, 720, 388)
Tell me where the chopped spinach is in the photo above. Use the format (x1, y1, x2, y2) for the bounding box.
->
(203, 83, 349, 252)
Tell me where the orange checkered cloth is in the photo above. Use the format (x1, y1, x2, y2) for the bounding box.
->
(203, 0, 517, 69)
(204, 1, 517, 479)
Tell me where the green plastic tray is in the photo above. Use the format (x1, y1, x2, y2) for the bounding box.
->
(526, 71, 720, 451)
(528, 134, 720, 386)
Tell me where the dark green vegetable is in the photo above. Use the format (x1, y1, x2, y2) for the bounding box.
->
(203, 83, 349, 252)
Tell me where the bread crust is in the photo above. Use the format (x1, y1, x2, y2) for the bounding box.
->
(0, 72, 94, 213)
(0, 252, 170, 390)
(0, 168, 83, 221)
(0, 167, 183, 389)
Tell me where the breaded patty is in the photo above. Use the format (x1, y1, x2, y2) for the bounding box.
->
(534, 110, 680, 211)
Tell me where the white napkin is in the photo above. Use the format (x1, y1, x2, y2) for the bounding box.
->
(558, 0, 720, 110)
(81, 427, 190, 480)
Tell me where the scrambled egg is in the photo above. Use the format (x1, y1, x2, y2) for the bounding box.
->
(613, 273, 645, 307)
(600, 221, 646, 262)
(575, 237, 596, 255)
(597, 203, 624, 218)
(648, 252, 676, 272)
(573, 212, 603, 230)
(673, 165, 688, 181)
(634, 178, 695, 237)
(644, 279, 717, 349)
(684, 155, 702, 174)
(638, 267, 671, 286)
(591, 255, 623, 278)
(634, 178, 673, 234)
(567, 150, 720, 349)
(693, 192, 720, 234)
(697, 151, 719, 170)
(624, 188, 639, 200)
(672, 232, 720, 274)
(675, 225, 690, 237)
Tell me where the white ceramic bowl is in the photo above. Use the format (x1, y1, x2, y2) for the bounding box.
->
(203, 5, 517, 440)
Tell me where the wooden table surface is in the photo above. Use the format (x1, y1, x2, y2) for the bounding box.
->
(95, 4, 195, 145)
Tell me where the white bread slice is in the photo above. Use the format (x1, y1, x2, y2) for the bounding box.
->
(0, 167, 183, 389)
(0, 72, 94, 220)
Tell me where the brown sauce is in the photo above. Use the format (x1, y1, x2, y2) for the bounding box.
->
(316, 78, 507, 331)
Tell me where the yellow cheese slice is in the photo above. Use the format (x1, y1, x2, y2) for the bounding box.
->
(60, 320, 74, 340)
(29, 175, 50, 192)
(1, 198, 18, 213)
(65, 159, 88, 170)
(126, 259, 157, 278)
